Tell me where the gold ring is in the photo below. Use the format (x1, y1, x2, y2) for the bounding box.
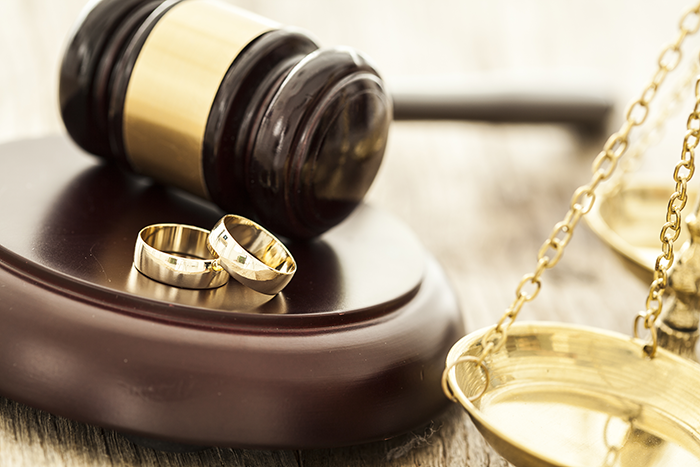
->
(134, 224, 229, 289)
(208, 215, 297, 295)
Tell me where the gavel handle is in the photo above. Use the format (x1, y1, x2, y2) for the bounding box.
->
(390, 72, 613, 131)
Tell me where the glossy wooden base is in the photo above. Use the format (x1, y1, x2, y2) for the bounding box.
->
(0, 136, 464, 449)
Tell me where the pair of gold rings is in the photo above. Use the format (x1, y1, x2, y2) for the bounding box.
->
(133, 215, 296, 295)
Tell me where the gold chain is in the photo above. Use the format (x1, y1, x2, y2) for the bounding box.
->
(634, 76, 700, 357)
(615, 59, 700, 184)
(442, 4, 700, 402)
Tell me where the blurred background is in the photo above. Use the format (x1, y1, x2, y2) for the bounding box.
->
(1, 0, 699, 143)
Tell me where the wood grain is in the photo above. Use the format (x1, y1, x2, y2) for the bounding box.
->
(0, 395, 516, 467)
(2, 0, 698, 465)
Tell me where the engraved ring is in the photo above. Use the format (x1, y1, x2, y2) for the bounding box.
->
(208, 214, 297, 295)
(134, 223, 229, 289)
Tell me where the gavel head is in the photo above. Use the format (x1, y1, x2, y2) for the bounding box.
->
(59, 0, 392, 239)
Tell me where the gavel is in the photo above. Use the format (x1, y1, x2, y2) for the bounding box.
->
(60, 0, 392, 240)
(60, 0, 612, 240)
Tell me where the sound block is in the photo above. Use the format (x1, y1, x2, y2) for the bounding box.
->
(0, 136, 464, 449)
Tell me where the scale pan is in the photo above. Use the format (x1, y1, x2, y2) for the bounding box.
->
(586, 177, 695, 282)
(445, 322, 700, 467)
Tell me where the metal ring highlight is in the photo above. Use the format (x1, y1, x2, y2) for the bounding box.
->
(134, 223, 228, 289)
(208, 214, 297, 295)
(634, 311, 659, 358)
(441, 356, 490, 404)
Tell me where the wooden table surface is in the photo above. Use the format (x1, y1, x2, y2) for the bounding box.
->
(2, 0, 700, 465)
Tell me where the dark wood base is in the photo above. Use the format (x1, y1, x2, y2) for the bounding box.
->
(0, 136, 464, 449)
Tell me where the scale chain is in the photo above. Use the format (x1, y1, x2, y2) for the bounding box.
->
(635, 76, 700, 357)
(442, 3, 700, 403)
(616, 59, 700, 184)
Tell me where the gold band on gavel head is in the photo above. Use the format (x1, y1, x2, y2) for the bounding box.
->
(122, 0, 277, 199)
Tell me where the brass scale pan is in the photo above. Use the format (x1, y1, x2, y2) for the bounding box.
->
(443, 5, 700, 466)
(444, 181, 700, 467)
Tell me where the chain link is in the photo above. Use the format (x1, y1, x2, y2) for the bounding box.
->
(444, 3, 700, 398)
(609, 9, 700, 187)
(601, 415, 635, 467)
(616, 59, 700, 182)
(637, 78, 700, 357)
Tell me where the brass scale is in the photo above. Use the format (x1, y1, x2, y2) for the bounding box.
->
(441, 2, 700, 466)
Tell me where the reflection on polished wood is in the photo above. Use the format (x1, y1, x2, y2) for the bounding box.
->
(0, 136, 462, 450)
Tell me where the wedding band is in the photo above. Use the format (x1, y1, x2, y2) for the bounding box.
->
(208, 215, 297, 295)
(134, 224, 229, 289)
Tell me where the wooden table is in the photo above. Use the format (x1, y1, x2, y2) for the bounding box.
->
(1, 0, 697, 465)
